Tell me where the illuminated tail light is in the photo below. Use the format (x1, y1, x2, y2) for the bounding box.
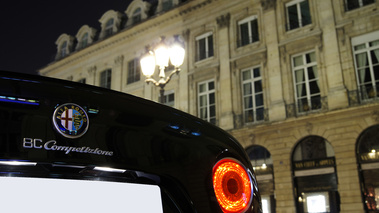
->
(213, 159, 252, 213)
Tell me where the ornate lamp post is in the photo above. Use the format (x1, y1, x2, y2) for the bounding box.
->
(140, 35, 185, 104)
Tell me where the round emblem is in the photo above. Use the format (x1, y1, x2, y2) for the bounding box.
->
(52, 103, 89, 138)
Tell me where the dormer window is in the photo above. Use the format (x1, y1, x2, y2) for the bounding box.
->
(55, 34, 75, 60)
(105, 18, 114, 37)
(75, 25, 97, 51)
(162, 0, 173, 11)
(60, 41, 67, 58)
(132, 8, 141, 24)
(80, 33, 88, 49)
(98, 10, 122, 39)
(125, 0, 151, 27)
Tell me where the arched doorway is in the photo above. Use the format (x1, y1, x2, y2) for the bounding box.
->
(356, 125, 379, 212)
(246, 145, 275, 213)
(292, 136, 340, 213)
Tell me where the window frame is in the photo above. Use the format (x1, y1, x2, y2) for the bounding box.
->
(238, 15, 259, 47)
(345, 0, 375, 11)
(104, 18, 114, 37)
(285, 0, 311, 31)
(195, 32, 214, 62)
(100, 69, 112, 89)
(291, 50, 321, 113)
(127, 58, 141, 85)
(241, 66, 265, 123)
(198, 79, 216, 125)
(352, 30, 379, 101)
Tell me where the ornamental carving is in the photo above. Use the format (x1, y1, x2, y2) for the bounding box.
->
(217, 13, 230, 28)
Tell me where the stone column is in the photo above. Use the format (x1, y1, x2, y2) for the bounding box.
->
(317, 0, 348, 110)
(87, 66, 97, 86)
(263, 0, 286, 121)
(113, 55, 124, 91)
(217, 13, 234, 130)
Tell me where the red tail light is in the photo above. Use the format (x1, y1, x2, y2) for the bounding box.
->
(212, 159, 252, 213)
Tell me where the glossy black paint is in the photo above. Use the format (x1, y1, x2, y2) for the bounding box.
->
(0, 71, 261, 213)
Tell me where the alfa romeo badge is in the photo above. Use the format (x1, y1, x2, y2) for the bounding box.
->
(53, 103, 89, 138)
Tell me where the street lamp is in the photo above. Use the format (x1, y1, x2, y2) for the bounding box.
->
(140, 35, 185, 104)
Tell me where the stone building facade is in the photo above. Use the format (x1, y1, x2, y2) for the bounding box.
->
(39, 0, 379, 212)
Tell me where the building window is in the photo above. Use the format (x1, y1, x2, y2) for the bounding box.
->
(79, 33, 88, 49)
(104, 18, 114, 37)
(292, 136, 339, 213)
(127, 58, 141, 84)
(78, 78, 86, 84)
(356, 125, 379, 212)
(352, 31, 379, 100)
(162, 0, 173, 11)
(238, 16, 259, 47)
(198, 80, 216, 125)
(132, 8, 141, 24)
(60, 41, 67, 58)
(292, 51, 321, 113)
(160, 90, 175, 107)
(345, 0, 375, 11)
(196, 32, 214, 61)
(286, 0, 311, 31)
(100, 69, 112, 89)
(242, 67, 264, 123)
(246, 145, 275, 213)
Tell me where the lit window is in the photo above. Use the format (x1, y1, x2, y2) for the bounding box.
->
(127, 58, 141, 84)
(238, 16, 259, 47)
(242, 67, 264, 123)
(286, 0, 311, 31)
(292, 51, 320, 113)
(100, 69, 112, 89)
(105, 18, 114, 37)
(198, 80, 216, 124)
(196, 32, 214, 61)
(345, 0, 375, 11)
(352, 31, 379, 100)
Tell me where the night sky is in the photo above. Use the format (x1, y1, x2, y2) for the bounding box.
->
(0, 1, 136, 75)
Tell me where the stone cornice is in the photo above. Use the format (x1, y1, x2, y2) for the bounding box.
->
(40, 0, 212, 75)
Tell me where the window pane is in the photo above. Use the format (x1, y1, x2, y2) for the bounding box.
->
(311, 95, 321, 109)
(288, 4, 299, 29)
(255, 81, 262, 93)
(293, 56, 303, 67)
(256, 108, 264, 121)
(300, 0, 311, 26)
(309, 81, 320, 94)
(251, 19, 259, 42)
(209, 93, 215, 105)
(208, 35, 214, 57)
(255, 94, 264, 106)
(210, 105, 216, 117)
(245, 110, 254, 122)
(306, 52, 316, 63)
(240, 23, 249, 46)
(244, 96, 253, 109)
(198, 38, 206, 60)
(242, 70, 251, 81)
(199, 83, 206, 93)
(244, 83, 252, 95)
(354, 44, 366, 51)
(296, 83, 306, 97)
(199, 95, 207, 107)
(208, 81, 215, 90)
(295, 69, 305, 82)
(307, 66, 318, 80)
(253, 68, 260, 78)
(346, 0, 360, 10)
